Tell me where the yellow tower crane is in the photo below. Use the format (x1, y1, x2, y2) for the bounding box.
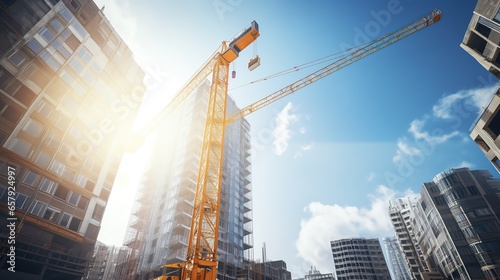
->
(147, 9, 442, 280)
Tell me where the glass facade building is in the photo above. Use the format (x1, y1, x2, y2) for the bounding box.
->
(391, 168, 500, 280)
(388, 197, 442, 280)
(0, 0, 145, 279)
(123, 79, 253, 280)
(383, 237, 411, 280)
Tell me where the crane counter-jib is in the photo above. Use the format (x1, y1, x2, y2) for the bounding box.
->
(221, 20, 260, 63)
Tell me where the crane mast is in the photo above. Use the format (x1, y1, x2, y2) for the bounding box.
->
(152, 10, 441, 280)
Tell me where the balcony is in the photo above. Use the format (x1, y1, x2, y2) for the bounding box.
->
(169, 234, 189, 249)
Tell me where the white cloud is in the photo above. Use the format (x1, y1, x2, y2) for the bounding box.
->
(408, 118, 460, 145)
(393, 138, 421, 163)
(273, 102, 299, 155)
(432, 85, 496, 120)
(393, 85, 496, 166)
(300, 127, 306, 134)
(300, 143, 314, 151)
(295, 186, 396, 273)
(454, 161, 474, 169)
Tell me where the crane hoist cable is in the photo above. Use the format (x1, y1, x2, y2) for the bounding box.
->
(228, 39, 378, 91)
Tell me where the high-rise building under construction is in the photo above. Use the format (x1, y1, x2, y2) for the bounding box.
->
(0, 0, 145, 279)
(123, 79, 253, 280)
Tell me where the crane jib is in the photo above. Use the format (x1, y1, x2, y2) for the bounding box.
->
(225, 9, 442, 124)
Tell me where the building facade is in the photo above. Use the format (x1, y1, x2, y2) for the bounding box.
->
(294, 266, 334, 280)
(470, 87, 500, 174)
(463, 0, 500, 173)
(85, 242, 131, 280)
(122, 79, 253, 280)
(461, 0, 500, 79)
(0, 0, 145, 279)
(254, 260, 292, 280)
(391, 168, 500, 279)
(388, 197, 442, 280)
(330, 238, 391, 280)
(383, 237, 412, 280)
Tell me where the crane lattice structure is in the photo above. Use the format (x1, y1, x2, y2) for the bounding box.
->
(143, 9, 442, 280)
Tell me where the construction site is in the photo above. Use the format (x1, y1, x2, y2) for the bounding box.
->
(3, 1, 500, 280)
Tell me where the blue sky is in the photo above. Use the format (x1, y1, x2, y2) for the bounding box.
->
(94, 0, 499, 277)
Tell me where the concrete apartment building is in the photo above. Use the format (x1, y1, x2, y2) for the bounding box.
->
(391, 168, 500, 279)
(122, 79, 253, 280)
(0, 0, 145, 279)
(462, 0, 500, 174)
(461, 0, 500, 79)
(330, 238, 391, 280)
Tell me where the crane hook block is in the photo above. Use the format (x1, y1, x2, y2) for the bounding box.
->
(248, 55, 260, 71)
(232, 70, 236, 78)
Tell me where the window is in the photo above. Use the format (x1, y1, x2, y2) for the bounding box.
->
(85, 180, 95, 192)
(54, 185, 68, 200)
(59, 6, 73, 23)
(494, 8, 500, 23)
(8, 138, 32, 157)
(68, 191, 79, 206)
(77, 196, 89, 210)
(92, 204, 105, 221)
(467, 185, 480, 196)
(44, 131, 60, 149)
(39, 178, 58, 195)
(40, 50, 62, 71)
(59, 213, 72, 227)
(69, 21, 87, 41)
(1, 105, 24, 124)
(68, 57, 83, 73)
(86, 223, 99, 239)
(12, 85, 36, 107)
(23, 170, 39, 186)
(8, 51, 26, 67)
(22, 118, 42, 137)
(35, 100, 54, 118)
(39, 27, 55, 43)
(433, 195, 446, 206)
(76, 46, 92, 63)
(49, 18, 64, 33)
(100, 188, 110, 201)
(15, 193, 29, 210)
(26, 38, 43, 54)
(59, 69, 75, 85)
(29, 200, 48, 217)
(69, 217, 81, 231)
(50, 159, 65, 175)
(35, 152, 51, 168)
(42, 207, 60, 222)
(75, 174, 87, 187)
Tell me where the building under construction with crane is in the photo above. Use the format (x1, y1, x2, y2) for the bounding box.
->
(116, 9, 442, 280)
(0, 0, 444, 278)
(122, 79, 254, 280)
